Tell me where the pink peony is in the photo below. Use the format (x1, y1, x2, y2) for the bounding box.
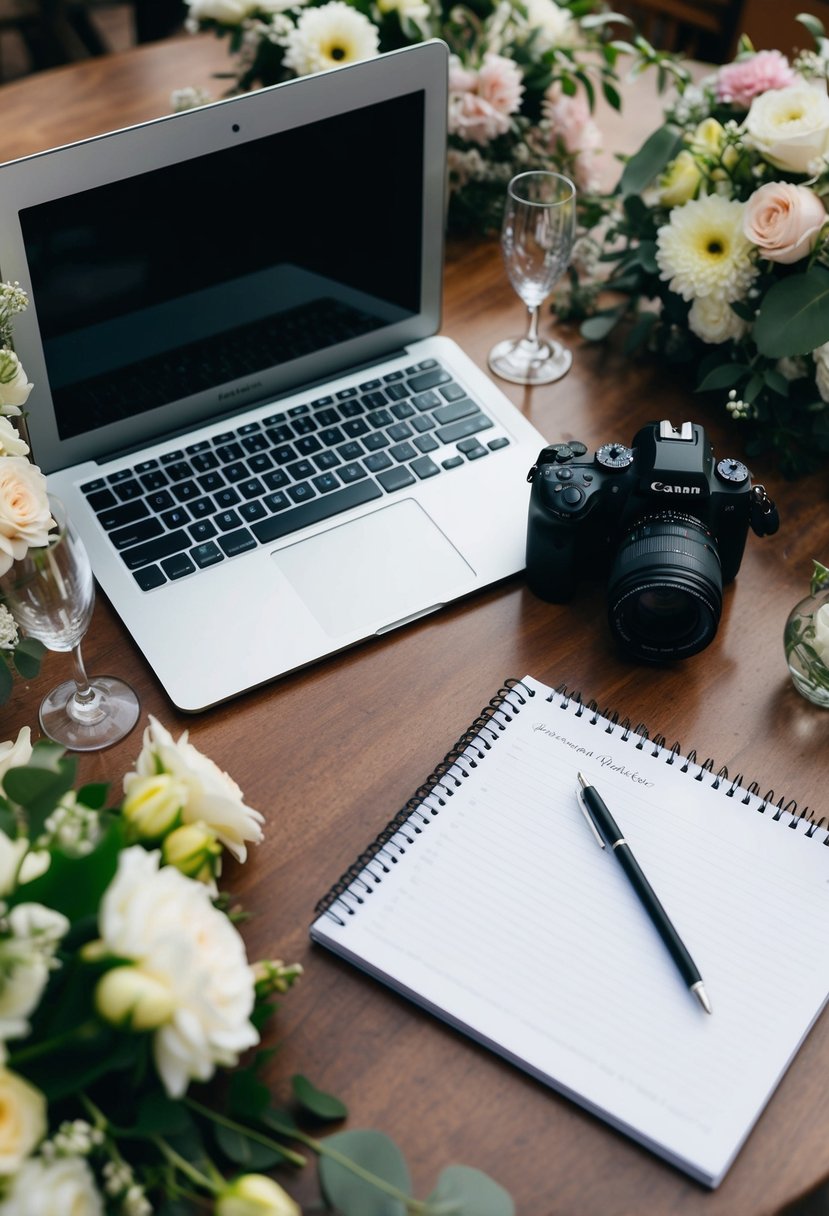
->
(449, 91, 511, 145)
(448, 54, 477, 94)
(716, 50, 797, 109)
(743, 181, 827, 263)
(447, 54, 523, 146)
(543, 84, 602, 190)
(477, 54, 524, 118)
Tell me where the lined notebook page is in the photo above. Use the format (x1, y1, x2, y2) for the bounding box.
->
(310, 675, 829, 1186)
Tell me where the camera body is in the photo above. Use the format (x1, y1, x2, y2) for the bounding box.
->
(526, 421, 778, 661)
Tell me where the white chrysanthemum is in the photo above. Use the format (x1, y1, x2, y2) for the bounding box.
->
(98, 846, 259, 1098)
(656, 195, 757, 302)
(283, 2, 379, 76)
(0, 1155, 103, 1216)
(687, 296, 748, 345)
(124, 716, 263, 862)
(523, 0, 575, 50)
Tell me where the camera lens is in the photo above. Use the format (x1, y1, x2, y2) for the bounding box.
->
(607, 513, 722, 662)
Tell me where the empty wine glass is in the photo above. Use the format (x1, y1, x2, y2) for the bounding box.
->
(0, 497, 139, 750)
(488, 170, 577, 386)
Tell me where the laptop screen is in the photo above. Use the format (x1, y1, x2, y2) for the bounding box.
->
(19, 89, 424, 444)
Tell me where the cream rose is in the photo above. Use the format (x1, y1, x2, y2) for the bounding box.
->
(744, 81, 829, 174)
(0, 459, 55, 578)
(0, 418, 28, 458)
(217, 1174, 301, 1216)
(0, 1155, 103, 1215)
(0, 1068, 46, 1174)
(0, 352, 32, 416)
(743, 181, 826, 263)
(688, 295, 748, 345)
(97, 846, 259, 1097)
(659, 151, 702, 207)
(123, 717, 263, 862)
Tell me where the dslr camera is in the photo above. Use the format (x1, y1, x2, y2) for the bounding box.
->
(526, 420, 779, 662)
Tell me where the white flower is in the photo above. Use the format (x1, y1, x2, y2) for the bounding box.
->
(0, 418, 28, 459)
(170, 85, 215, 112)
(217, 1173, 301, 1216)
(0, 903, 70, 1042)
(97, 846, 259, 1097)
(0, 352, 32, 416)
(655, 194, 757, 302)
(124, 716, 263, 862)
(186, 0, 257, 22)
(813, 340, 829, 401)
(0, 1155, 104, 1215)
(282, 2, 379, 76)
(687, 295, 748, 344)
(0, 458, 55, 579)
(522, 0, 575, 51)
(744, 80, 829, 174)
(813, 602, 829, 668)
(0, 606, 17, 651)
(376, 0, 429, 24)
(0, 727, 31, 788)
(0, 1068, 46, 1174)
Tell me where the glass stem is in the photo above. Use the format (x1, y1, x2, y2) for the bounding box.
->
(526, 304, 540, 348)
(70, 643, 96, 707)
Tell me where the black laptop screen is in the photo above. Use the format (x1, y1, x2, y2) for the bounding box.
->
(20, 89, 425, 442)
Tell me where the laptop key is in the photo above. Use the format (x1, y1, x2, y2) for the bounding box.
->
(198, 471, 226, 493)
(147, 490, 175, 512)
(218, 528, 257, 557)
(442, 455, 464, 470)
(377, 466, 416, 492)
(120, 529, 191, 570)
(288, 481, 315, 504)
(161, 507, 191, 530)
(439, 381, 468, 402)
(224, 461, 249, 483)
(216, 442, 244, 462)
(98, 500, 150, 531)
(436, 414, 493, 445)
(286, 458, 315, 481)
(433, 398, 477, 425)
(338, 441, 364, 462)
(414, 434, 439, 454)
(339, 462, 367, 484)
(172, 480, 200, 502)
(313, 450, 340, 470)
(216, 510, 242, 531)
(411, 456, 440, 480)
(412, 390, 440, 412)
(192, 451, 220, 473)
(252, 479, 382, 544)
(488, 437, 510, 451)
(263, 469, 290, 491)
(388, 422, 413, 441)
(191, 542, 224, 568)
(134, 564, 166, 591)
(239, 500, 267, 522)
(390, 441, 417, 462)
(408, 368, 451, 392)
(215, 488, 240, 509)
(391, 402, 415, 420)
(363, 431, 389, 451)
(238, 478, 264, 499)
(140, 471, 168, 492)
(365, 452, 393, 472)
(264, 491, 290, 513)
(113, 479, 143, 502)
(313, 472, 340, 494)
(81, 478, 106, 493)
(110, 517, 163, 550)
(385, 383, 410, 402)
(248, 452, 273, 473)
(86, 488, 118, 512)
(189, 495, 216, 518)
(162, 553, 196, 580)
(296, 435, 322, 456)
(165, 461, 193, 482)
(190, 519, 217, 542)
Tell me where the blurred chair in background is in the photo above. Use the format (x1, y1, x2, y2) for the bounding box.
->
(611, 0, 739, 60)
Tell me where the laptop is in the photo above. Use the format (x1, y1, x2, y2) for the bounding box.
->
(0, 39, 547, 712)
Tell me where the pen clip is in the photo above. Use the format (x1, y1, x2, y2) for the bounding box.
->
(577, 788, 605, 849)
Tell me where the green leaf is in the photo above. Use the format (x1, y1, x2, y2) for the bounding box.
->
(580, 306, 626, 341)
(601, 79, 621, 111)
(428, 1165, 515, 1216)
(797, 12, 826, 40)
(292, 1073, 347, 1121)
(620, 125, 683, 197)
(16, 817, 124, 920)
(743, 372, 764, 404)
(0, 809, 16, 840)
(753, 266, 829, 357)
(228, 1068, 271, 1121)
(213, 1122, 289, 1170)
(695, 364, 748, 392)
(0, 659, 12, 705)
(12, 637, 45, 679)
(623, 311, 657, 355)
(3, 753, 77, 839)
(764, 368, 790, 398)
(318, 1130, 410, 1216)
(133, 1092, 195, 1138)
(76, 783, 110, 811)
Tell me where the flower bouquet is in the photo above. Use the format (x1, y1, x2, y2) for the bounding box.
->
(563, 13, 829, 477)
(0, 283, 53, 703)
(177, 0, 683, 234)
(0, 716, 514, 1214)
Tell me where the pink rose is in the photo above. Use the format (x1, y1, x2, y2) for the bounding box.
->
(716, 50, 797, 109)
(0, 458, 55, 577)
(743, 181, 827, 264)
(448, 91, 510, 145)
(477, 54, 524, 118)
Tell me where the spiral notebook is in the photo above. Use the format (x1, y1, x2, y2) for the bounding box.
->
(309, 674, 829, 1188)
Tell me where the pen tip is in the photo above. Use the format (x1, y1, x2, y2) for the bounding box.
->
(692, 982, 712, 1015)
(577, 771, 587, 790)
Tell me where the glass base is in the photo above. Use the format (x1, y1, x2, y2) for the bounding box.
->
(488, 335, 572, 385)
(39, 675, 140, 751)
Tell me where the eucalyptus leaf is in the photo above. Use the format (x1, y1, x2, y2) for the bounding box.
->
(12, 637, 44, 679)
(695, 364, 748, 392)
(796, 12, 826, 40)
(213, 1123, 289, 1170)
(76, 783, 110, 810)
(292, 1073, 347, 1121)
(3, 756, 77, 839)
(623, 310, 657, 355)
(753, 266, 829, 357)
(318, 1130, 410, 1216)
(763, 369, 790, 398)
(620, 125, 683, 197)
(228, 1067, 271, 1120)
(744, 372, 764, 404)
(580, 306, 626, 341)
(15, 817, 124, 920)
(428, 1165, 515, 1216)
(133, 1092, 195, 1138)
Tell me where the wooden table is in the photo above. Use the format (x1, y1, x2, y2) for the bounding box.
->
(1, 35, 828, 1216)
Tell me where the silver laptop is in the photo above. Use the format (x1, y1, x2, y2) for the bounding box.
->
(0, 40, 546, 712)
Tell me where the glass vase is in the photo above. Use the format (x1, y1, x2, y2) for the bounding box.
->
(784, 588, 829, 708)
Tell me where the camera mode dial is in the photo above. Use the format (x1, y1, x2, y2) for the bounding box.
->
(595, 442, 635, 471)
(715, 458, 749, 484)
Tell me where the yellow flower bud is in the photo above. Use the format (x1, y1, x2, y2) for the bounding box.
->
(658, 151, 702, 207)
(95, 965, 175, 1031)
(216, 1174, 301, 1216)
(122, 773, 186, 841)
(162, 820, 222, 883)
(690, 117, 726, 158)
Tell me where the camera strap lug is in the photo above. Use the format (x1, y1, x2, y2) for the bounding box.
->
(750, 484, 780, 536)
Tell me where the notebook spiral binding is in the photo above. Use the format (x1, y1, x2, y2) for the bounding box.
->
(315, 677, 827, 925)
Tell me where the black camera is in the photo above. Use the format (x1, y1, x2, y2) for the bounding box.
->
(526, 421, 779, 662)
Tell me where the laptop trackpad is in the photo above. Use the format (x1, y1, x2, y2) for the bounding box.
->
(272, 499, 473, 638)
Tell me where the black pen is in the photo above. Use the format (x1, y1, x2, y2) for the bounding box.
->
(576, 772, 712, 1014)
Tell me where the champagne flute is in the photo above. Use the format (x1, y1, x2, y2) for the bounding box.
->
(488, 170, 577, 386)
(0, 497, 139, 750)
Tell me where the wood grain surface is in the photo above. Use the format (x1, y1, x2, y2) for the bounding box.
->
(0, 36, 827, 1215)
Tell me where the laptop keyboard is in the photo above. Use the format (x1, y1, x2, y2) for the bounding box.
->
(79, 357, 510, 592)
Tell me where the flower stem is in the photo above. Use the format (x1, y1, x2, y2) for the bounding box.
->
(184, 1097, 307, 1168)
(153, 1137, 219, 1193)
(7, 1020, 97, 1065)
